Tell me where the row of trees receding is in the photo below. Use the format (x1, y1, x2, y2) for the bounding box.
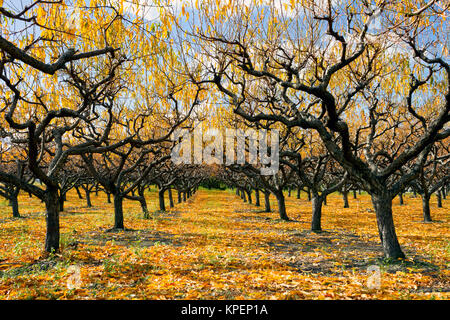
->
(0, 0, 449, 260)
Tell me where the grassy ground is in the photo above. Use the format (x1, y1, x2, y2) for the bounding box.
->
(0, 188, 448, 299)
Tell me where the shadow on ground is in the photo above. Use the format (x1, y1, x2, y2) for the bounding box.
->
(77, 229, 182, 247)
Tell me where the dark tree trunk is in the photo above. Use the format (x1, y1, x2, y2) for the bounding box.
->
(370, 192, 405, 259)
(137, 194, 148, 219)
(422, 194, 432, 222)
(113, 194, 124, 229)
(437, 191, 442, 208)
(255, 189, 260, 206)
(288, 187, 291, 197)
(246, 189, 252, 204)
(307, 188, 311, 201)
(275, 191, 289, 221)
(323, 195, 327, 206)
(44, 189, 60, 253)
(236, 188, 240, 196)
(137, 187, 149, 219)
(311, 195, 323, 232)
(399, 193, 404, 205)
(85, 188, 92, 208)
(11, 193, 20, 218)
(113, 194, 125, 230)
(242, 189, 247, 202)
(182, 191, 187, 202)
(141, 198, 149, 219)
(264, 190, 271, 212)
(353, 190, 357, 199)
(168, 188, 174, 208)
(159, 189, 166, 212)
(296, 187, 300, 199)
(343, 191, 349, 208)
(177, 189, 182, 203)
(107, 192, 111, 203)
(59, 192, 65, 212)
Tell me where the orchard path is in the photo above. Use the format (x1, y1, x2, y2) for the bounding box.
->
(0, 188, 448, 299)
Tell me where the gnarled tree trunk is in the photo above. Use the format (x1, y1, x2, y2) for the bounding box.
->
(11, 192, 20, 218)
(177, 188, 182, 203)
(137, 187, 149, 219)
(44, 188, 60, 252)
(399, 193, 404, 205)
(59, 191, 65, 212)
(158, 189, 166, 211)
(255, 189, 260, 206)
(422, 194, 432, 222)
(246, 189, 252, 204)
(370, 192, 405, 259)
(264, 190, 271, 212)
(275, 191, 289, 221)
(140, 197, 149, 219)
(85, 188, 92, 207)
(168, 188, 174, 208)
(311, 195, 323, 232)
(113, 193, 124, 229)
(342, 191, 349, 208)
(436, 191, 442, 208)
